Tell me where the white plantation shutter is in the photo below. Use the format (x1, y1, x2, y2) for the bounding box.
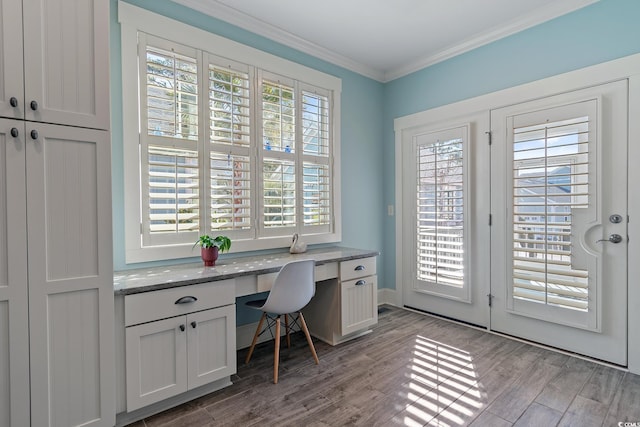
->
(140, 34, 200, 246)
(301, 88, 331, 230)
(207, 58, 252, 234)
(417, 137, 465, 287)
(512, 116, 590, 311)
(263, 159, 296, 228)
(260, 74, 297, 232)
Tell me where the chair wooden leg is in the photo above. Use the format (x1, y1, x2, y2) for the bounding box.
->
(274, 316, 281, 384)
(284, 314, 291, 348)
(298, 312, 319, 365)
(245, 312, 266, 364)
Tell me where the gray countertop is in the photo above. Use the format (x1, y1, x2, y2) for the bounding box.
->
(114, 246, 379, 295)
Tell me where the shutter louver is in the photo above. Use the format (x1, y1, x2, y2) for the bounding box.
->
(142, 39, 200, 245)
(146, 46, 198, 140)
(210, 153, 251, 231)
(303, 163, 330, 226)
(208, 62, 252, 233)
(512, 117, 590, 311)
(262, 80, 295, 153)
(417, 138, 464, 288)
(263, 159, 295, 228)
(302, 91, 329, 156)
(147, 145, 199, 233)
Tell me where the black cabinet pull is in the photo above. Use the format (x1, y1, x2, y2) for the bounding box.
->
(9, 97, 18, 108)
(355, 280, 366, 286)
(191, 321, 197, 329)
(10, 128, 19, 138)
(179, 324, 185, 332)
(30, 100, 38, 111)
(355, 265, 365, 271)
(30, 130, 38, 140)
(175, 296, 197, 304)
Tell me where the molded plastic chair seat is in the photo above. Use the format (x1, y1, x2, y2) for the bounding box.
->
(244, 259, 319, 383)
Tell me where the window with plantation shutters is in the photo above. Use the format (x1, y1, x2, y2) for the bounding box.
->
(414, 126, 469, 301)
(122, 18, 340, 263)
(302, 90, 331, 230)
(208, 59, 252, 233)
(140, 35, 200, 246)
(512, 115, 590, 311)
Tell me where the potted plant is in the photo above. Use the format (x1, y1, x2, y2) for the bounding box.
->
(193, 235, 231, 266)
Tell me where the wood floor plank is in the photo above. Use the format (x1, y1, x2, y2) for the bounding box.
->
(557, 395, 608, 427)
(579, 364, 626, 406)
(602, 372, 640, 425)
(534, 357, 595, 412)
(513, 402, 562, 427)
(468, 410, 512, 427)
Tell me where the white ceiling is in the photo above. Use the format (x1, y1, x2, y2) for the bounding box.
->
(172, 0, 598, 82)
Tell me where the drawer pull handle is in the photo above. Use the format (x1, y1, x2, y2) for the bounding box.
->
(175, 296, 198, 304)
(355, 265, 365, 271)
(355, 280, 367, 286)
(179, 324, 185, 332)
(191, 321, 197, 329)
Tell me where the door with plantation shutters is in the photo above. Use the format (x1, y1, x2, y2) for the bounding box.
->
(490, 81, 628, 365)
(401, 112, 490, 327)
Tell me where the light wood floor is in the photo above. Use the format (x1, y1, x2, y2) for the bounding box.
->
(127, 305, 640, 427)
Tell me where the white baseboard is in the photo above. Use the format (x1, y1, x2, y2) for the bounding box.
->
(377, 287, 399, 306)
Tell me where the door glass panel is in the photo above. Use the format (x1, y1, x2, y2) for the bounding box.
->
(512, 117, 589, 311)
(415, 126, 467, 300)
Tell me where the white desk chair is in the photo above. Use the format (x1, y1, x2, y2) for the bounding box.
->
(244, 259, 320, 383)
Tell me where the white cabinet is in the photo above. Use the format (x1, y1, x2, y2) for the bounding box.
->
(0, 0, 113, 425)
(0, 120, 114, 427)
(0, 0, 109, 129)
(125, 281, 237, 412)
(0, 121, 30, 427)
(304, 257, 378, 345)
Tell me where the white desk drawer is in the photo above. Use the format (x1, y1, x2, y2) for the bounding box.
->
(257, 263, 339, 292)
(340, 257, 376, 281)
(124, 279, 235, 327)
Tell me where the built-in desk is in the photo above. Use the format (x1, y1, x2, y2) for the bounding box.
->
(113, 246, 379, 426)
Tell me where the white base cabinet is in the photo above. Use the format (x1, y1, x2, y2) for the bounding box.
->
(304, 257, 378, 345)
(124, 281, 236, 412)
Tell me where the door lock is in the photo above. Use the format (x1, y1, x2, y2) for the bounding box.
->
(609, 214, 623, 224)
(596, 234, 623, 244)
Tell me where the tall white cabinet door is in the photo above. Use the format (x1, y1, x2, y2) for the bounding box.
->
(21, 0, 109, 129)
(0, 0, 24, 119)
(25, 123, 114, 427)
(0, 120, 29, 427)
(125, 317, 189, 411)
(187, 305, 236, 389)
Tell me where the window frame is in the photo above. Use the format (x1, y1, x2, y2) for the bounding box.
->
(119, 2, 342, 263)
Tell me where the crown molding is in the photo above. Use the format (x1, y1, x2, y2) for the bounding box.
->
(172, 0, 598, 83)
(384, 0, 599, 82)
(171, 0, 385, 81)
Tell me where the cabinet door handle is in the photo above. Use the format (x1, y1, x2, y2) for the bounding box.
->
(175, 296, 198, 304)
(30, 130, 38, 140)
(354, 265, 365, 271)
(9, 97, 18, 108)
(10, 128, 19, 138)
(191, 321, 197, 329)
(179, 324, 185, 332)
(30, 100, 38, 111)
(355, 280, 366, 286)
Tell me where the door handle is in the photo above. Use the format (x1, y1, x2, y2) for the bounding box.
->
(596, 234, 623, 244)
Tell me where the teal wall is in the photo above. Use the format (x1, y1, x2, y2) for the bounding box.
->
(381, 0, 640, 292)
